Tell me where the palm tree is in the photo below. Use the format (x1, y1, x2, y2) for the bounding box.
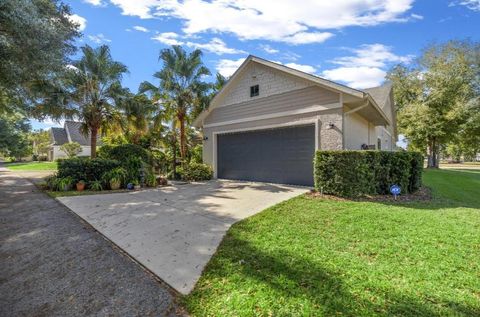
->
(142, 45, 211, 163)
(35, 45, 128, 158)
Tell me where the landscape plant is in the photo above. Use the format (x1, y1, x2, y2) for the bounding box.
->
(60, 142, 82, 158)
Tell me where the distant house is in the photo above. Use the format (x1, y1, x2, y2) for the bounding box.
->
(48, 121, 102, 161)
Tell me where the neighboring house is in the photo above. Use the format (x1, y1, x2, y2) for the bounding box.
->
(194, 56, 397, 186)
(48, 121, 102, 160)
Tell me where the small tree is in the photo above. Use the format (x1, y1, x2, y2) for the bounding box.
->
(60, 142, 82, 158)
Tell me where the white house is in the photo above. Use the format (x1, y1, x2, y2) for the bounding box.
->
(48, 121, 102, 160)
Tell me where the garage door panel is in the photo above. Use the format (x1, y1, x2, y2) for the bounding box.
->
(217, 125, 315, 186)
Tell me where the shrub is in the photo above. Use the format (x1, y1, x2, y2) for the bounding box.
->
(89, 180, 103, 191)
(98, 144, 150, 164)
(314, 150, 423, 197)
(124, 156, 143, 182)
(60, 142, 82, 158)
(145, 172, 157, 187)
(102, 167, 127, 188)
(58, 157, 120, 183)
(178, 162, 213, 181)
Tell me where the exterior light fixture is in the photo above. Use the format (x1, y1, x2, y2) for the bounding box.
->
(203, 136, 208, 141)
(328, 122, 335, 129)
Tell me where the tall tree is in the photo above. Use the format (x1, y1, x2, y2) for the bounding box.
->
(387, 40, 479, 168)
(0, 0, 79, 114)
(143, 46, 211, 163)
(34, 45, 128, 158)
(0, 113, 32, 160)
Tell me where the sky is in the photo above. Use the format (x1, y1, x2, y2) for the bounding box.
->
(32, 0, 480, 131)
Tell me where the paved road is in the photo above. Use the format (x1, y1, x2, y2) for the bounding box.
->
(0, 166, 185, 317)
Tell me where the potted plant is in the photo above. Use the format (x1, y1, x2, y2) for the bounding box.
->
(58, 176, 74, 192)
(133, 179, 141, 190)
(76, 180, 86, 191)
(102, 167, 126, 190)
(126, 181, 134, 190)
(89, 180, 103, 191)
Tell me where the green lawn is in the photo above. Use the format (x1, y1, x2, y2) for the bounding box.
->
(5, 161, 57, 171)
(184, 169, 480, 316)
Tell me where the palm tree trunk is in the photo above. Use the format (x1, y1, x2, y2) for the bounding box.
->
(90, 127, 98, 158)
(179, 118, 186, 162)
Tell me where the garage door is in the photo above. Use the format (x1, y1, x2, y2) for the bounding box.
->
(217, 125, 315, 186)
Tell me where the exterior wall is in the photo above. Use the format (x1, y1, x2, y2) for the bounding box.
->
(51, 145, 92, 160)
(344, 111, 370, 150)
(217, 62, 315, 107)
(202, 108, 343, 170)
(205, 86, 339, 126)
(375, 126, 395, 151)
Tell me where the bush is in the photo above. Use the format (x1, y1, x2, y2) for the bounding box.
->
(60, 142, 82, 158)
(98, 144, 150, 164)
(58, 157, 120, 184)
(314, 150, 423, 197)
(178, 163, 213, 181)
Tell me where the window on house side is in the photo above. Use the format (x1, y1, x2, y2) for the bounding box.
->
(250, 85, 259, 97)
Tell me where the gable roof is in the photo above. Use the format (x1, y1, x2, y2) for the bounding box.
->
(364, 83, 392, 112)
(50, 127, 68, 145)
(194, 55, 392, 127)
(50, 121, 103, 146)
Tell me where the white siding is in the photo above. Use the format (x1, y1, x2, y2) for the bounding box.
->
(217, 62, 314, 107)
(52, 145, 92, 160)
(344, 112, 370, 150)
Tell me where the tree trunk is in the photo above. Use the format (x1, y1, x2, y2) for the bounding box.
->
(179, 116, 187, 162)
(90, 127, 98, 158)
(427, 138, 439, 168)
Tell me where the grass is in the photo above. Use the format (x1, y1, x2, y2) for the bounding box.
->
(5, 161, 57, 171)
(184, 168, 480, 316)
(45, 188, 128, 198)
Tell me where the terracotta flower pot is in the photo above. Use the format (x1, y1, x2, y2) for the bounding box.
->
(76, 182, 85, 191)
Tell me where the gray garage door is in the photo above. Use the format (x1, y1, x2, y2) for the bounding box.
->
(217, 125, 315, 186)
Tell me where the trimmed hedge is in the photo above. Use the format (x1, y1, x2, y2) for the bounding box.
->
(314, 151, 423, 197)
(178, 162, 213, 181)
(57, 157, 120, 183)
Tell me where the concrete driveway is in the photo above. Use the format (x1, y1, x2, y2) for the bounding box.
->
(58, 180, 308, 294)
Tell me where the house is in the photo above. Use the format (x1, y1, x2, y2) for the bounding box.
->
(193, 56, 397, 186)
(48, 121, 102, 160)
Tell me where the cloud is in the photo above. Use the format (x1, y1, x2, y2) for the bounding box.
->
(284, 63, 317, 74)
(450, 0, 480, 11)
(186, 38, 245, 55)
(88, 33, 111, 44)
(151, 32, 183, 45)
(216, 58, 246, 77)
(68, 14, 87, 31)
(322, 44, 413, 89)
(133, 25, 149, 32)
(83, 0, 104, 6)
(107, 0, 416, 43)
(259, 44, 279, 54)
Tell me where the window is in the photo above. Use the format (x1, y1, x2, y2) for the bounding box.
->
(377, 138, 382, 150)
(250, 85, 259, 97)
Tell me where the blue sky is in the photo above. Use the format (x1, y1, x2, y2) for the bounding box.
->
(32, 0, 480, 130)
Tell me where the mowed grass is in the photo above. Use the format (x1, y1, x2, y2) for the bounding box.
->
(184, 168, 480, 316)
(5, 161, 57, 171)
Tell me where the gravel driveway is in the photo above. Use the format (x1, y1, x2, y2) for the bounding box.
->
(0, 166, 185, 317)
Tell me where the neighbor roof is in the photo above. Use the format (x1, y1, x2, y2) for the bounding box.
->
(50, 121, 103, 146)
(50, 127, 68, 145)
(364, 83, 392, 112)
(194, 55, 391, 127)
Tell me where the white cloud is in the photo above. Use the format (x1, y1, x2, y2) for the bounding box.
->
(281, 32, 334, 45)
(259, 44, 279, 54)
(88, 33, 111, 44)
(322, 44, 413, 89)
(284, 63, 317, 74)
(83, 0, 104, 6)
(107, 0, 416, 43)
(68, 14, 87, 31)
(451, 0, 480, 11)
(151, 32, 183, 45)
(216, 58, 246, 77)
(133, 25, 149, 32)
(186, 38, 245, 55)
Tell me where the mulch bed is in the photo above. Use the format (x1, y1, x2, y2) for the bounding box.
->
(307, 186, 432, 202)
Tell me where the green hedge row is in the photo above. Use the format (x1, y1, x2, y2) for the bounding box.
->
(314, 151, 423, 197)
(57, 157, 120, 183)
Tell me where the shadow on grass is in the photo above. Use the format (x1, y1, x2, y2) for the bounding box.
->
(189, 234, 479, 316)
